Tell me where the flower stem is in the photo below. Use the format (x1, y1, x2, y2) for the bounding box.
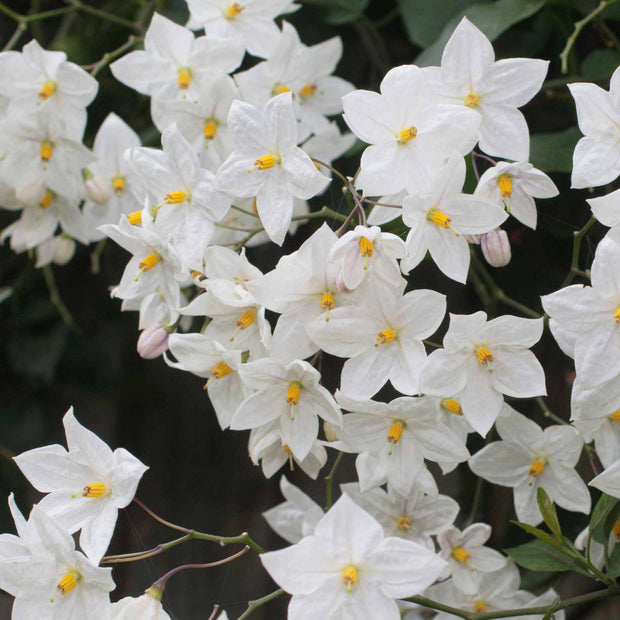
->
(237, 588, 285, 620)
(324, 451, 344, 510)
(63, 0, 141, 31)
(535, 397, 567, 425)
(42, 264, 74, 327)
(561, 216, 597, 287)
(87, 35, 140, 78)
(101, 533, 192, 563)
(560, 0, 620, 74)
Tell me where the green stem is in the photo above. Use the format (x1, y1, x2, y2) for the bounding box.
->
(101, 534, 192, 563)
(0, 2, 76, 22)
(237, 589, 285, 620)
(90, 239, 107, 274)
(410, 585, 620, 619)
(42, 264, 74, 326)
(3, 22, 26, 51)
(88, 36, 140, 78)
(561, 216, 597, 287)
(230, 204, 260, 218)
(64, 0, 140, 31)
(535, 397, 567, 425)
(324, 452, 344, 510)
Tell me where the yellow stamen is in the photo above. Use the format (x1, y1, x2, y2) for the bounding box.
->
(476, 346, 493, 369)
(287, 383, 301, 420)
(453, 547, 471, 563)
(615, 307, 620, 324)
(609, 409, 620, 422)
(497, 174, 513, 198)
(464, 92, 479, 107)
(397, 516, 411, 530)
(211, 360, 233, 379)
(387, 421, 403, 455)
(39, 190, 53, 209)
(359, 236, 374, 257)
(275, 84, 291, 95)
(321, 292, 335, 321)
(441, 398, 463, 416)
(40, 141, 53, 162)
(376, 329, 395, 345)
(204, 121, 218, 140)
(474, 600, 487, 613)
(283, 443, 294, 470)
(249, 154, 276, 172)
(300, 84, 317, 97)
(112, 176, 125, 195)
(430, 210, 452, 228)
(230, 310, 255, 342)
(177, 69, 191, 90)
(399, 125, 417, 142)
(164, 190, 186, 204)
(82, 482, 106, 498)
(529, 459, 545, 477)
(39, 80, 55, 101)
(127, 210, 142, 225)
(139, 253, 159, 272)
(56, 573, 78, 596)
(225, 3, 245, 18)
(342, 566, 358, 592)
(613, 520, 620, 540)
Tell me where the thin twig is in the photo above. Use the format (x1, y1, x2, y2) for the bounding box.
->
(88, 35, 139, 78)
(3, 22, 26, 51)
(237, 588, 285, 620)
(561, 216, 597, 287)
(42, 264, 74, 326)
(324, 452, 344, 510)
(64, 0, 141, 31)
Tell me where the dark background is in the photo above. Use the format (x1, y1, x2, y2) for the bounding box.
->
(0, 0, 619, 617)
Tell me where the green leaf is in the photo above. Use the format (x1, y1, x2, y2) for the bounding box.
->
(591, 493, 620, 545)
(607, 544, 620, 578)
(396, 0, 476, 48)
(511, 520, 563, 548)
(299, 0, 370, 24)
(537, 487, 562, 539)
(529, 127, 582, 173)
(581, 49, 620, 81)
(416, 0, 547, 66)
(505, 539, 583, 572)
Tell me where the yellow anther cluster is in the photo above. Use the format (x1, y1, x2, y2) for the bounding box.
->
(300, 84, 317, 97)
(283, 444, 293, 455)
(359, 236, 374, 257)
(529, 459, 545, 477)
(399, 125, 418, 142)
(204, 121, 218, 140)
(609, 409, 620, 423)
(376, 329, 395, 345)
(226, 3, 245, 18)
(275, 84, 291, 95)
(139, 253, 159, 272)
(321, 292, 335, 311)
(387, 422, 403, 454)
(164, 190, 186, 204)
(82, 482, 106, 498)
(250, 154, 276, 172)
(475, 600, 487, 613)
(613, 520, 620, 540)
(39, 80, 55, 101)
(452, 546, 471, 563)
(287, 383, 301, 405)
(177, 69, 191, 90)
(615, 307, 620, 324)
(127, 210, 142, 225)
(341, 566, 358, 592)
(441, 398, 463, 415)
(39, 190, 53, 209)
(236, 310, 255, 330)
(397, 516, 412, 530)
(40, 141, 53, 162)
(476, 347, 493, 366)
(56, 573, 78, 596)
(211, 361, 233, 379)
(112, 176, 125, 195)
(464, 92, 479, 107)
(497, 174, 513, 198)
(430, 210, 452, 228)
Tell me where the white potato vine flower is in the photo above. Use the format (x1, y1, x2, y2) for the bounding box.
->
(14, 407, 148, 563)
(260, 494, 447, 620)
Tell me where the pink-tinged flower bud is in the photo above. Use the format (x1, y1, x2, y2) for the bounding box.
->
(481, 230, 511, 267)
(53, 236, 76, 266)
(137, 326, 169, 360)
(84, 175, 110, 205)
(464, 234, 482, 245)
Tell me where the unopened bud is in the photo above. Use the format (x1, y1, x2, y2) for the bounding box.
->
(481, 229, 511, 268)
(84, 175, 110, 205)
(464, 234, 482, 245)
(323, 421, 339, 442)
(53, 236, 76, 266)
(137, 325, 169, 360)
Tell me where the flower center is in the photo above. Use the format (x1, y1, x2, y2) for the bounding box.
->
(476, 346, 493, 371)
(452, 546, 471, 563)
(614, 307, 620, 324)
(609, 409, 620, 422)
(428, 209, 452, 228)
(38, 80, 56, 101)
(321, 292, 335, 321)
(177, 68, 191, 90)
(112, 175, 125, 195)
(40, 140, 54, 162)
(464, 92, 479, 107)
(359, 236, 374, 257)
(300, 84, 317, 97)
(249, 154, 277, 172)
(341, 566, 358, 592)
(39, 190, 53, 209)
(225, 3, 245, 18)
(204, 120, 218, 140)
(287, 383, 301, 420)
(164, 190, 186, 205)
(529, 459, 545, 478)
(211, 360, 233, 379)
(399, 125, 417, 142)
(497, 174, 513, 198)
(613, 520, 620, 540)
(387, 421, 403, 455)
(82, 482, 106, 498)
(53, 572, 80, 600)
(441, 398, 463, 415)
(230, 310, 255, 342)
(127, 210, 142, 225)
(397, 516, 412, 530)
(376, 329, 395, 345)
(139, 253, 159, 272)
(474, 600, 487, 613)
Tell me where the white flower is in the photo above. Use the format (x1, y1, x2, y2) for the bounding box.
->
(429, 17, 548, 161)
(260, 494, 447, 620)
(215, 92, 330, 245)
(263, 476, 324, 543)
(14, 407, 148, 563)
(231, 358, 342, 460)
(474, 161, 558, 229)
(111, 590, 170, 619)
(420, 311, 546, 436)
(0, 497, 115, 619)
(588, 187, 620, 245)
(569, 66, 620, 188)
(301, 122, 356, 167)
(342, 64, 480, 196)
(469, 405, 590, 525)
(591, 461, 620, 499)
(438, 523, 507, 595)
(401, 152, 507, 283)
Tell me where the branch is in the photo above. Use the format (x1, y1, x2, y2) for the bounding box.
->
(561, 216, 596, 287)
(63, 0, 141, 32)
(86, 35, 140, 78)
(42, 264, 74, 327)
(237, 588, 285, 620)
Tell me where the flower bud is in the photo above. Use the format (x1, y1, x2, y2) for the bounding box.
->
(481, 229, 511, 267)
(137, 325, 169, 360)
(464, 234, 482, 245)
(323, 421, 339, 442)
(84, 175, 110, 205)
(53, 236, 76, 266)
